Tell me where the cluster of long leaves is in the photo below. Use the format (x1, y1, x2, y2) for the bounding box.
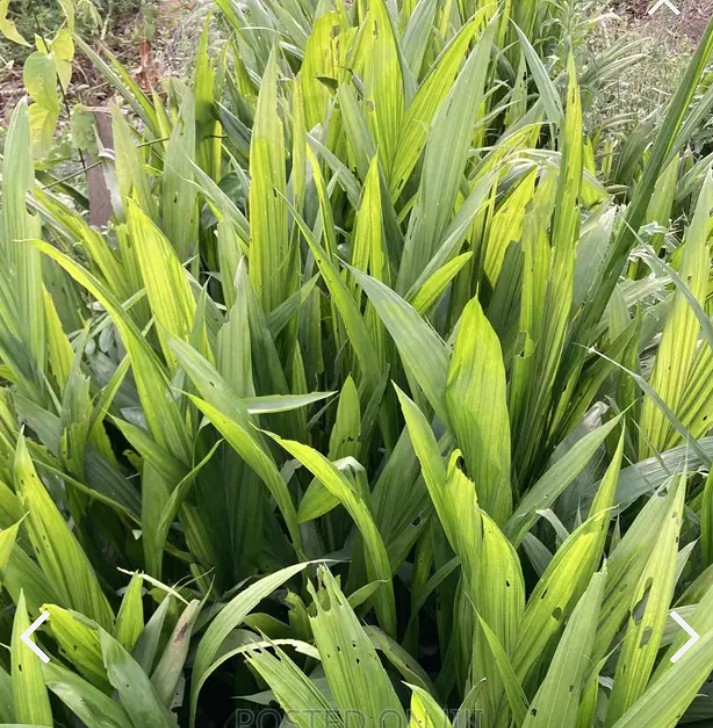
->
(2, 0, 713, 726)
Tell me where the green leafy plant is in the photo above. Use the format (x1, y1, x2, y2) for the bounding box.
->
(1, 0, 713, 726)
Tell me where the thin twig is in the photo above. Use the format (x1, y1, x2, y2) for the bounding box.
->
(41, 136, 169, 190)
(42, 160, 103, 190)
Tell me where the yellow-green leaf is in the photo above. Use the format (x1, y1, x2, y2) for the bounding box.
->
(446, 297, 512, 524)
(12, 591, 52, 725)
(14, 436, 114, 629)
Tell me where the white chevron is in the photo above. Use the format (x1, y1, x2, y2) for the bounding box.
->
(648, 0, 681, 14)
(670, 610, 700, 663)
(20, 610, 50, 664)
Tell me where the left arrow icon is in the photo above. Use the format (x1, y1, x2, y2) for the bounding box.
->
(20, 610, 50, 663)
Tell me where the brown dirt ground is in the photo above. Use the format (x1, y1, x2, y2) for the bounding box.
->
(619, 0, 713, 45)
(0, 0, 200, 120)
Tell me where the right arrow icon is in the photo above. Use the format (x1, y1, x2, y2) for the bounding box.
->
(670, 610, 700, 663)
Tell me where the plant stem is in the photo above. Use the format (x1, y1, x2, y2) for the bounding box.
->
(30, 5, 88, 173)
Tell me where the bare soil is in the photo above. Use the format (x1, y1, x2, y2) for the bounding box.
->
(618, 0, 713, 45)
(0, 0, 207, 119)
